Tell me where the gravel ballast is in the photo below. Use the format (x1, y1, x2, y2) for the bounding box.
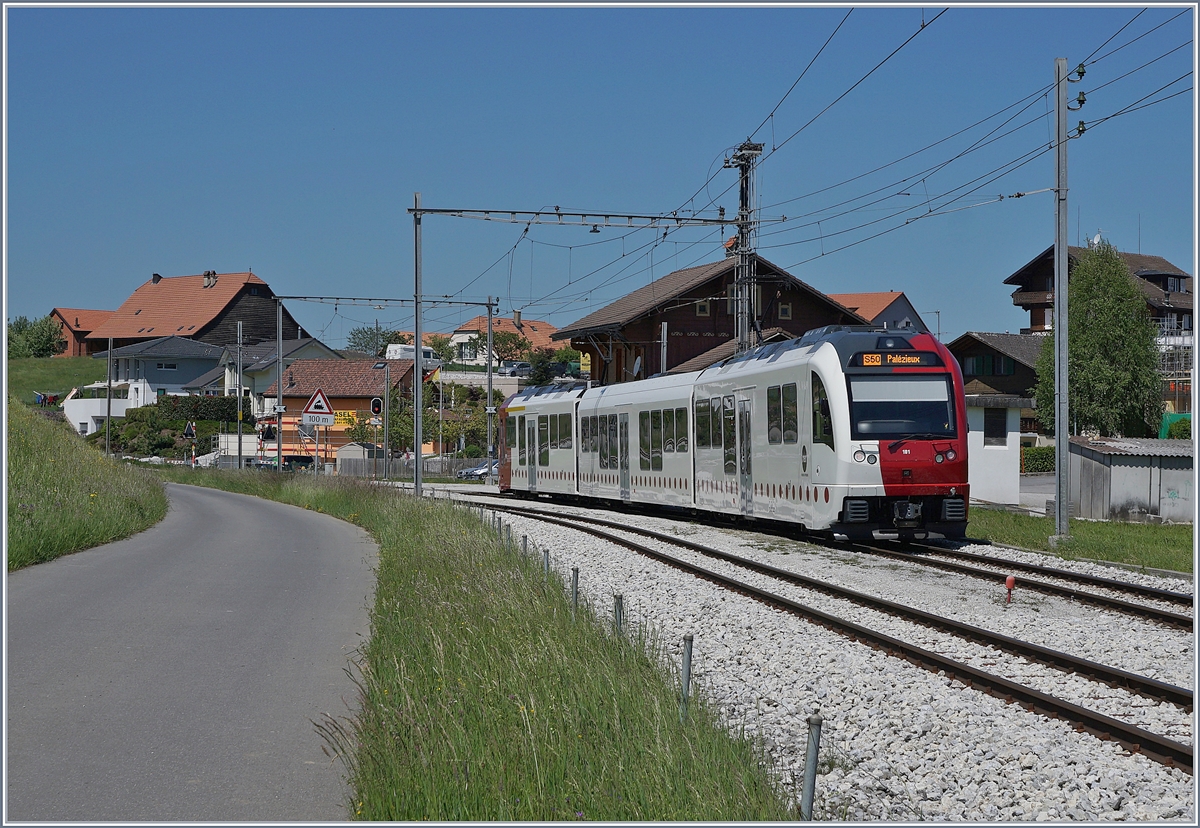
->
(471, 498, 1194, 822)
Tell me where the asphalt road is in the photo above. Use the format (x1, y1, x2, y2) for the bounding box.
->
(6, 483, 378, 822)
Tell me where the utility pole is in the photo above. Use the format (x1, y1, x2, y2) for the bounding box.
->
(413, 192, 424, 498)
(486, 297, 495, 481)
(105, 337, 113, 458)
(237, 321, 243, 470)
(276, 299, 283, 470)
(1053, 57, 1071, 544)
(725, 140, 764, 354)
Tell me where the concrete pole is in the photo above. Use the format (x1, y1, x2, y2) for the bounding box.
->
(276, 299, 284, 471)
(105, 337, 113, 457)
(413, 192, 423, 497)
(486, 297, 495, 481)
(1053, 57, 1071, 543)
(237, 321, 243, 469)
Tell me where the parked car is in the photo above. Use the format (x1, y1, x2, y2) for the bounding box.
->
(456, 459, 498, 480)
(499, 361, 532, 377)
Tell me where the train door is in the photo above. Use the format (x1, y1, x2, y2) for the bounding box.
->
(810, 370, 837, 519)
(526, 417, 538, 493)
(737, 394, 753, 516)
(619, 412, 631, 502)
(799, 371, 812, 526)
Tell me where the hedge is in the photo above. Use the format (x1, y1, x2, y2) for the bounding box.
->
(1022, 445, 1055, 473)
(152, 395, 255, 425)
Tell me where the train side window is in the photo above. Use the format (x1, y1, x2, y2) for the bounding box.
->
(549, 413, 559, 450)
(812, 375, 835, 449)
(651, 409, 663, 471)
(662, 408, 675, 453)
(695, 399, 711, 448)
(711, 397, 723, 449)
(675, 407, 689, 452)
(559, 413, 572, 450)
(581, 415, 590, 452)
(639, 411, 651, 470)
(518, 415, 527, 465)
(722, 395, 737, 475)
(538, 415, 550, 466)
(608, 415, 619, 470)
(782, 383, 798, 444)
(599, 414, 609, 468)
(506, 416, 516, 449)
(767, 385, 783, 444)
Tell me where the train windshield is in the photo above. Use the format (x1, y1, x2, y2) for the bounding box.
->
(847, 375, 956, 441)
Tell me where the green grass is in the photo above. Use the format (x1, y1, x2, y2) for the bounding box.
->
(968, 507, 1194, 574)
(152, 468, 794, 820)
(6, 356, 107, 408)
(6, 395, 168, 570)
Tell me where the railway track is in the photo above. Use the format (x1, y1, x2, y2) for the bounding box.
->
(468, 497, 1193, 775)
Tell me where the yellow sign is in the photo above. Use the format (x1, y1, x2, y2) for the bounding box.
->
(334, 410, 357, 426)
(862, 353, 882, 366)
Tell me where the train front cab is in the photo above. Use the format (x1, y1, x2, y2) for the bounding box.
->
(818, 331, 969, 541)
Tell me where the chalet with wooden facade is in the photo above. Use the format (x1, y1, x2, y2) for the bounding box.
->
(551, 253, 867, 384)
(86, 271, 308, 350)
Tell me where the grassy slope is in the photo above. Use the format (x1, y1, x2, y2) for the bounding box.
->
(6, 395, 168, 570)
(6, 356, 107, 407)
(153, 468, 794, 820)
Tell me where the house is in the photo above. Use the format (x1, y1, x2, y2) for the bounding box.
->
(93, 336, 225, 399)
(183, 337, 342, 414)
(826, 292, 928, 333)
(1069, 436, 1192, 523)
(86, 271, 308, 350)
(449, 315, 559, 366)
(50, 308, 114, 357)
(260, 358, 415, 464)
(551, 253, 868, 385)
(1004, 244, 1193, 413)
(946, 332, 1044, 435)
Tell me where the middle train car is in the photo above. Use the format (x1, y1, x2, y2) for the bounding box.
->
(498, 325, 969, 540)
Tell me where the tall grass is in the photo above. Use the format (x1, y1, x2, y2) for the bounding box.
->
(6, 356, 107, 408)
(155, 469, 793, 820)
(6, 395, 168, 570)
(968, 507, 1194, 574)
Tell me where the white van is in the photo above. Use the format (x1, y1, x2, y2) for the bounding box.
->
(384, 343, 443, 367)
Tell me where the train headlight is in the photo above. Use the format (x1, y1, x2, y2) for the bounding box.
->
(934, 453, 944, 463)
(853, 450, 866, 463)
(867, 453, 877, 465)
(946, 449, 957, 461)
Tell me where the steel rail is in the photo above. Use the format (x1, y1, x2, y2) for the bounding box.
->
(482, 503, 1192, 774)
(483, 501, 1193, 711)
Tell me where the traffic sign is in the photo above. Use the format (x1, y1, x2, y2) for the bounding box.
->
(273, 404, 287, 414)
(302, 389, 335, 426)
(183, 421, 196, 439)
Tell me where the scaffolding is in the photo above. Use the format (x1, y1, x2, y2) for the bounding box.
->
(1157, 317, 1193, 414)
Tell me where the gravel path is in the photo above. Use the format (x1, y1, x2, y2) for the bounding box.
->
(471, 499, 1195, 822)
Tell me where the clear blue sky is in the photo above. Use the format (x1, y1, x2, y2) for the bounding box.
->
(5, 3, 1195, 347)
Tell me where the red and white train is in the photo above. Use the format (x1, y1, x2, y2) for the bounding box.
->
(498, 325, 969, 540)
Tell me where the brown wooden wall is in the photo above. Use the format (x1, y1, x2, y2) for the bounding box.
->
(198, 289, 305, 347)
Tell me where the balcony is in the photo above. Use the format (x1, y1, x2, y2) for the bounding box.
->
(1011, 290, 1053, 308)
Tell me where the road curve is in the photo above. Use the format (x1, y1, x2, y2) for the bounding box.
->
(6, 483, 377, 822)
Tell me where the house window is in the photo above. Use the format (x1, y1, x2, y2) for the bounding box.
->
(157, 363, 177, 371)
(983, 408, 1007, 447)
(1167, 276, 1187, 293)
(250, 287, 260, 295)
(78, 423, 88, 435)
(726, 285, 736, 315)
(459, 342, 478, 361)
(156, 388, 167, 397)
(696, 300, 710, 318)
(778, 303, 792, 321)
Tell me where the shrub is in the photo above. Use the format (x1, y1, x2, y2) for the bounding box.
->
(1022, 445, 1055, 473)
(154, 395, 255, 425)
(1167, 417, 1191, 440)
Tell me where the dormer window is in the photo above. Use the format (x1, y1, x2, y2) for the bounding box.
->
(1167, 276, 1187, 293)
(134, 309, 142, 315)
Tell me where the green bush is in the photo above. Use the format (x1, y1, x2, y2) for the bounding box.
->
(463, 444, 483, 458)
(154, 395, 255, 425)
(1022, 445, 1055, 473)
(1166, 417, 1191, 440)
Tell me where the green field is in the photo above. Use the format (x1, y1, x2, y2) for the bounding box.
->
(6, 356, 107, 408)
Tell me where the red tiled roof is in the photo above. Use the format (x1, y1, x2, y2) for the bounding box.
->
(453, 316, 559, 350)
(826, 292, 905, 322)
(88, 272, 268, 341)
(51, 308, 114, 334)
(263, 358, 415, 398)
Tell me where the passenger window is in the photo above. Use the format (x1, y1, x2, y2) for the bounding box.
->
(722, 395, 736, 475)
(538, 415, 550, 466)
(695, 398, 711, 448)
(767, 385, 783, 445)
(783, 383, 798, 444)
(506, 416, 516, 449)
(675, 407, 689, 452)
(559, 413, 572, 450)
(581, 415, 590, 452)
(518, 415, 527, 465)
(812, 375, 834, 450)
(711, 397, 723, 449)
(549, 414, 559, 450)
(608, 415, 618, 470)
(639, 411, 651, 471)
(651, 409, 663, 471)
(663, 408, 675, 453)
(599, 414, 609, 468)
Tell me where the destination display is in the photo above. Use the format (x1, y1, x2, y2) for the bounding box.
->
(852, 351, 942, 368)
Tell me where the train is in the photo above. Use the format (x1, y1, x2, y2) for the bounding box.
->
(497, 325, 969, 541)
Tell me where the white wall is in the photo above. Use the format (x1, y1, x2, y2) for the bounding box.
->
(966, 406, 1021, 505)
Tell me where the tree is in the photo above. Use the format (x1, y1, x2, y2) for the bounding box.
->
(7, 314, 65, 359)
(426, 333, 455, 365)
(1033, 241, 1163, 437)
(486, 331, 531, 363)
(346, 325, 389, 357)
(553, 345, 582, 364)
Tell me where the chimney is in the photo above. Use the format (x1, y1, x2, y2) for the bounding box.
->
(152, 273, 162, 284)
(513, 310, 522, 328)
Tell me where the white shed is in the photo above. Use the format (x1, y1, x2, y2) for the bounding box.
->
(1069, 437, 1193, 523)
(964, 394, 1029, 507)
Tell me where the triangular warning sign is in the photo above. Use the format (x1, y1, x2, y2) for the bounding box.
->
(303, 389, 333, 415)
(183, 421, 196, 438)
